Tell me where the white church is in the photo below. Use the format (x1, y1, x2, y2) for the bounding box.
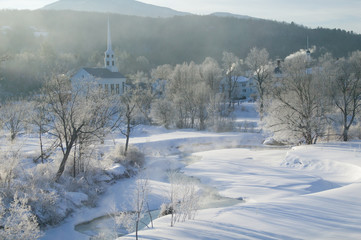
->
(71, 20, 127, 95)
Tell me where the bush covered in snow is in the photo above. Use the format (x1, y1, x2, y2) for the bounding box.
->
(106, 144, 145, 170)
(0, 193, 43, 240)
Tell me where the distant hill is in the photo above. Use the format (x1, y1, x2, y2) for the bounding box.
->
(210, 12, 255, 19)
(42, 0, 189, 17)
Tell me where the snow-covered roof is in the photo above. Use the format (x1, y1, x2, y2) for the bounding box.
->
(233, 76, 251, 83)
(83, 68, 125, 79)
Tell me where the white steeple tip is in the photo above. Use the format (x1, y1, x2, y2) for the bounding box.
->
(104, 17, 118, 72)
(107, 17, 112, 52)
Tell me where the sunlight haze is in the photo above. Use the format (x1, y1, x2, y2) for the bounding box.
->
(0, 0, 360, 33)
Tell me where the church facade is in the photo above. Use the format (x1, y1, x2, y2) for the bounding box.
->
(71, 20, 126, 95)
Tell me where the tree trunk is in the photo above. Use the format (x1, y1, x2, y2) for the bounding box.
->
(124, 117, 131, 156)
(343, 127, 349, 141)
(135, 217, 139, 240)
(39, 126, 44, 163)
(55, 146, 72, 182)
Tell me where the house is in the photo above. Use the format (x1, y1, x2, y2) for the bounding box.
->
(221, 76, 258, 102)
(233, 76, 258, 101)
(71, 20, 127, 95)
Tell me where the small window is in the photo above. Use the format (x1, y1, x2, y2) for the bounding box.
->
(105, 84, 109, 92)
(112, 61, 114, 66)
(107, 54, 109, 58)
(242, 83, 246, 87)
(116, 84, 120, 94)
(242, 89, 247, 93)
(112, 54, 114, 58)
(122, 82, 125, 93)
(110, 84, 115, 93)
(107, 61, 109, 66)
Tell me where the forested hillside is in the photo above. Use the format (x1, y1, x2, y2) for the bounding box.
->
(1, 10, 361, 95)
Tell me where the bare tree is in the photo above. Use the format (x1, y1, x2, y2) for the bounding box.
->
(130, 71, 159, 124)
(150, 98, 175, 128)
(167, 170, 199, 227)
(166, 62, 202, 128)
(119, 88, 138, 157)
(28, 99, 53, 163)
(222, 51, 243, 108)
(116, 174, 151, 240)
(325, 51, 361, 141)
(245, 47, 272, 120)
(0, 100, 31, 141)
(200, 57, 222, 95)
(265, 55, 328, 144)
(43, 75, 119, 181)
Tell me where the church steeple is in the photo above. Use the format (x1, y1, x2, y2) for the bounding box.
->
(104, 18, 118, 72)
(306, 36, 311, 63)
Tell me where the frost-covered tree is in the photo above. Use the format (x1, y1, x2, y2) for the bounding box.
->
(0, 100, 31, 141)
(150, 98, 175, 128)
(166, 170, 199, 227)
(119, 88, 138, 156)
(222, 51, 243, 107)
(245, 47, 272, 120)
(325, 51, 361, 141)
(28, 98, 53, 163)
(265, 54, 328, 144)
(130, 71, 158, 124)
(116, 175, 151, 240)
(200, 57, 222, 95)
(42, 75, 120, 181)
(0, 145, 20, 193)
(166, 62, 202, 128)
(0, 194, 43, 240)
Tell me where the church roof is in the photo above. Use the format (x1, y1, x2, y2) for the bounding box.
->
(83, 68, 125, 79)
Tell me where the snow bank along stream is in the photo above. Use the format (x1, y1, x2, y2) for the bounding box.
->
(74, 153, 246, 238)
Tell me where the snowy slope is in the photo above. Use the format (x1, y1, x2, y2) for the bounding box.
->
(121, 143, 361, 239)
(41, 104, 361, 239)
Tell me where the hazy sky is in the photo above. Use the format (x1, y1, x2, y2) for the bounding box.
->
(1, 0, 360, 34)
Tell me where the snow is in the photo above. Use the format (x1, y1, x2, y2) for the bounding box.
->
(37, 104, 361, 239)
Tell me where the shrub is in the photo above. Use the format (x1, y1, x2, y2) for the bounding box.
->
(107, 144, 145, 169)
(0, 193, 43, 240)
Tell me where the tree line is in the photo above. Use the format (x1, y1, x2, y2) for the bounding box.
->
(1, 10, 361, 96)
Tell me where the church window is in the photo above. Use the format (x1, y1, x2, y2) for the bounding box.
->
(116, 84, 120, 94)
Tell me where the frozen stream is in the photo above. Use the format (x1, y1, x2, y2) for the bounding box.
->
(74, 145, 292, 238)
(74, 168, 245, 238)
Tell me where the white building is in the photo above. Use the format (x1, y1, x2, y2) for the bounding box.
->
(71, 20, 126, 95)
(233, 76, 258, 100)
(221, 76, 258, 101)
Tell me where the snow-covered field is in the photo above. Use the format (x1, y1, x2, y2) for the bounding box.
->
(41, 103, 361, 240)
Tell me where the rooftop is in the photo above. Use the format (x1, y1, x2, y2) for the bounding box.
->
(83, 68, 125, 79)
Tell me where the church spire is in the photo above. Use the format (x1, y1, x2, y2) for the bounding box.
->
(104, 18, 118, 72)
(306, 36, 311, 63)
